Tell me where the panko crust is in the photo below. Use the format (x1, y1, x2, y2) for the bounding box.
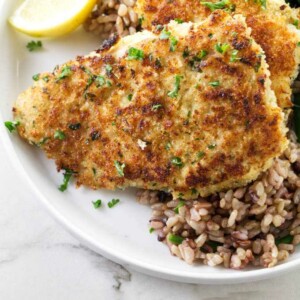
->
(14, 11, 287, 199)
(135, 0, 300, 108)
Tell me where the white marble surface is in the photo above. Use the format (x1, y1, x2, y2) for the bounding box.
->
(1, 139, 300, 300)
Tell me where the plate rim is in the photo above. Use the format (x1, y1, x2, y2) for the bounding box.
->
(1, 0, 300, 284)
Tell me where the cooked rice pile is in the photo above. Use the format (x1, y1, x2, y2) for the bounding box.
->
(137, 130, 300, 268)
(84, 0, 138, 37)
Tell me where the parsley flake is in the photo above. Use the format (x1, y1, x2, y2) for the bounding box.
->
(175, 18, 184, 24)
(230, 50, 240, 62)
(197, 151, 205, 159)
(54, 130, 65, 140)
(56, 66, 72, 81)
(92, 199, 102, 209)
(174, 200, 185, 214)
(4, 120, 20, 132)
(127, 47, 144, 61)
(152, 104, 163, 111)
(168, 75, 183, 98)
(128, 94, 133, 101)
(114, 160, 125, 177)
(215, 42, 230, 54)
(168, 234, 184, 245)
(201, 0, 233, 11)
(159, 29, 171, 40)
(171, 157, 184, 167)
(149, 227, 155, 233)
(58, 169, 74, 192)
(32, 74, 40, 81)
(108, 198, 120, 208)
(26, 40, 42, 52)
(170, 36, 178, 52)
(208, 80, 220, 87)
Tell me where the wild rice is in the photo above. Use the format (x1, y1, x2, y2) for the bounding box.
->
(84, 0, 139, 38)
(137, 129, 300, 269)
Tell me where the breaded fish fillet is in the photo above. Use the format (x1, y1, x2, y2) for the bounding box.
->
(14, 12, 288, 199)
(135, 0, 300, 108)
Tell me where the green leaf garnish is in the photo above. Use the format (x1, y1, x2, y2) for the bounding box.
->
(92, 199, 102, 209)
(128, 94, 133, 101)
(168, 75, 183, 98)
(208, 81, 220, 87)
(175, 18, 184, 24)
(168, 234, 184, 245)
(152, 104, 163, 111)
(32, 74, 40, 81)
(197, 151, 205, 159)
(160, 29, 171, 40)
(149, 227, 155, 233)
(58, 168, 74, 192)
(171, 156, 184, 167)
(56, 66, 72, 81)
(54, 130, 65, 140)
(174, 200, 185, 214)
(170, 36, 178, 52)
(4, 120, 20, 132)
(108, 198, 120, 208)
(114, 161, 125, 177)
(275, 234, 293, 245)
(230, 50, 240, 62)
(127, 47, 144, 61)
(26, 40, 42, 52)
(201, 0, 232, 11)
(215, 42, 229, 54)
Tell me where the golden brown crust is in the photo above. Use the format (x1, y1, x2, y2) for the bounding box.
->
(14, 12, 287, 199)
(135, 0, 300, 108)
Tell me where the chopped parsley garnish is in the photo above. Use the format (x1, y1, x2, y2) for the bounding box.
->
(198, 50, 208, 59)
(197, 151, 205, 159)
(92, 199, 102, 209)
(159, 29, 171, 40)
(259, 0, 266, 9)
(58, 169, 74, 192)
(171, 156, 184, 167)
(149, 227, 155, 233)
(201, 0, 232, 11)
(32, 74, 40, 81)
(208, 143, 216, 149)
(168, 75, 183, 98)
(165, 142, 171, 150)
(230, 50, 240, 62)
(56, 66, 72, 81)
(175, 18, 184, 24)
(127, 47, 144, 61)
(174, 200, 185, 214)
(43, 76, 49, 83)
(138, 15, 145, 25)
(54, 130, 65, 140)
(208, 80, 220, 87)
(170, 36, 178, 52)
(36, 137, 49, 147)
(275, 234, 293, 245)
(152, 104, 163, 111)
(68, 123, 81, 130)
(297, 42, 300, 47)
(208, 33, 213, 39)
(191, 188, 198, 194)
(168, 234, 184, 245)
(293, 19, 299, 28)
(114, 160, 125, 177)
(108, 198, 120, 208)
(105, 64, 112, 75)
(26, 40, 42, 52)
(128, 94, 133, 101)
(215, 42, 229, 54)
(4, 120, 20, 132)
(95, 75, 106, 87)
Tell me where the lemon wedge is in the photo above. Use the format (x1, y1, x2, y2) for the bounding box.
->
(9, 0, 97, 38)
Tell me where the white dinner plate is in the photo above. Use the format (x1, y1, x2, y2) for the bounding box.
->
(1, 0, 300, 284)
